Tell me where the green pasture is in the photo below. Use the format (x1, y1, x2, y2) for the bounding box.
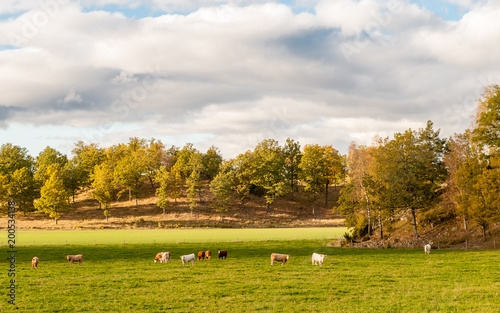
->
(8, 227, 347, 246)
(2, 240, 499, 312)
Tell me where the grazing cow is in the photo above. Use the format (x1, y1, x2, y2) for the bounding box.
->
(161, 252, 171, 264)
(154, 252, 169, 263)
(424, 244, 431, 255)
(198, 251, 205, 261)
(180, 253, 195, 265)
(218, 250, 227, 260)
(312, 253, 326, 266)
(66, 254, 84, 265)
(32, 256, 39, 269)
(271, 253, 290, 266)
(205, 250, 211, 260)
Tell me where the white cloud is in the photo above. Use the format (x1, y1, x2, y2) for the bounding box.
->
(0, 1, 499, 158)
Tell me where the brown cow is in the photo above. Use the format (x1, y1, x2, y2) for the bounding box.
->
(198, 251, 205, 261)
(32, 256, 39, 269)
(66, 254, 84, 265)
(218, 250, 227, 259)
(205, 250, 211, 260)
(271, 253, 290, 266)
(154, 252, 171, 263)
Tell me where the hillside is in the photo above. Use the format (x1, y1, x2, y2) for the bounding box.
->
(6, 183, 345, 230)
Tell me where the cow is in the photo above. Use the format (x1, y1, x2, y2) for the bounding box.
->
(424, 244, 431, 255)
(161, 252, 171, 264)
(154, 252, 171, 263)
(271, 253, 290, 266)
(32, 256, 39, 269)
(66, 254, 84, 265)
(312, 253, 326, 266)
(198, 251, 205, 261)
(205, 250, 211, 260)
(180, 253, 195, 265)
(218, 250, 227, 260)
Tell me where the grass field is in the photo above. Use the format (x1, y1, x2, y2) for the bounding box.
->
(8, 227, 347, 246)
(3, 238, 499, 312)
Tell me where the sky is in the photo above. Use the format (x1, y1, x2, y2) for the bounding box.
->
(1, 0, 499, 159)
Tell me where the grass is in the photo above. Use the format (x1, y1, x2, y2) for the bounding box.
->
(2, 240, 499, 312)
(8, 227, 347, 246)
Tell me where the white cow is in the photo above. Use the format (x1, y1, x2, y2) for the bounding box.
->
(180, 253, 195, 265)
(424, 244, 431, 255)
(312, 253, 326, 266)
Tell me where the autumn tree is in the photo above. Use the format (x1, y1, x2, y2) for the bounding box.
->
(34, 164, 70, 224)
(229, 151, 253, 210)
(114, 138, 147, 205)
(91, 162, 116, 221)
(71, 141, 105, 188)
(8, 167, 37, 215)
(34, 146, 68, 185)
(144, 138, 166, 189)
(0, 143, 34, 181)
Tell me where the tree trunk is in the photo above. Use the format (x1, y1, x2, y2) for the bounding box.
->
(241, 198, 245, 210)
(463, 218, 468, 231)
(313, 202, 316, 216)
(363, 190, 371, 236)
(482, 225, 486, 241)
(290, 178, 294, 201)
(55, 218, 58, 225)
(135, 198, 138, 207)
(410, 207, 419, 239)
(73, 190, 75, 204)
(129, 189, 132, 201)
(266, 202, 270, 214)
(163, 207, 166, 215)
(378, 209, 383, 239)
(106, 214, 109, 222)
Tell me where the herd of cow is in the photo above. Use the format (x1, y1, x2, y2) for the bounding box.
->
(30, 245, 432, 269)
(29, 250, 327, 269)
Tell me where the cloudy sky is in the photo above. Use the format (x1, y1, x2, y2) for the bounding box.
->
(1, 0, 499, 159)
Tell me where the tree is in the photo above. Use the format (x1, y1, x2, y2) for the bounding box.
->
(34, 146, 68, 185)
(186, 167, 201, 216)
(282, 138, 301, 200)
(0, 143, 33, 181)
(144, 138, 166, 189)
(374, 121, 447, 239)
(91, 163, 116, 221)
(202, 145, 223, 180)
(229, 152, 253, 210)
(472, 84, 500, 153)
(34, 164, 70, 224)
(155, 166, 183, 214)
(251, 139, 286, 213)
(8, 167, 37, 216)
(71, 141, 105, 188)
(322, 145, 343, 209)
(299, 144, 325, 216)
(210, 170, 232, 222)
(114, 153, 145, 206)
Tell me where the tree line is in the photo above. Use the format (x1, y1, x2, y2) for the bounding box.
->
(1, 85, 499, 240)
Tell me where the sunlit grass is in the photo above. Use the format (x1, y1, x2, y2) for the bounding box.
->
(2, 240, 499, 312)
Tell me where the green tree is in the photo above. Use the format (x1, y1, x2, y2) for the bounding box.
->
(472, 84, 500, 153)
(374, 121, 447, 239)
(202, 145, 223, 180)
(299, 144, 325, 215)
(251, 139, 286, 213)
(8, 167, 37, 216)
(155, 166, 183, 214)
(114, 153, 145, 206)
(71, 141, 105, 188)
(282, 138, 302, 200)
(34, 146, 68, 185)
(0, 143, 33, 181)
(144, 138, 166, 189)
(229, 152, 253, 210)
(91, 163, 116, 221)
(210, 169, 232, 222)
(34, 164, 70, 224)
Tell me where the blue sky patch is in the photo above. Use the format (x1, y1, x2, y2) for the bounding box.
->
(410, 0, 469, 21)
